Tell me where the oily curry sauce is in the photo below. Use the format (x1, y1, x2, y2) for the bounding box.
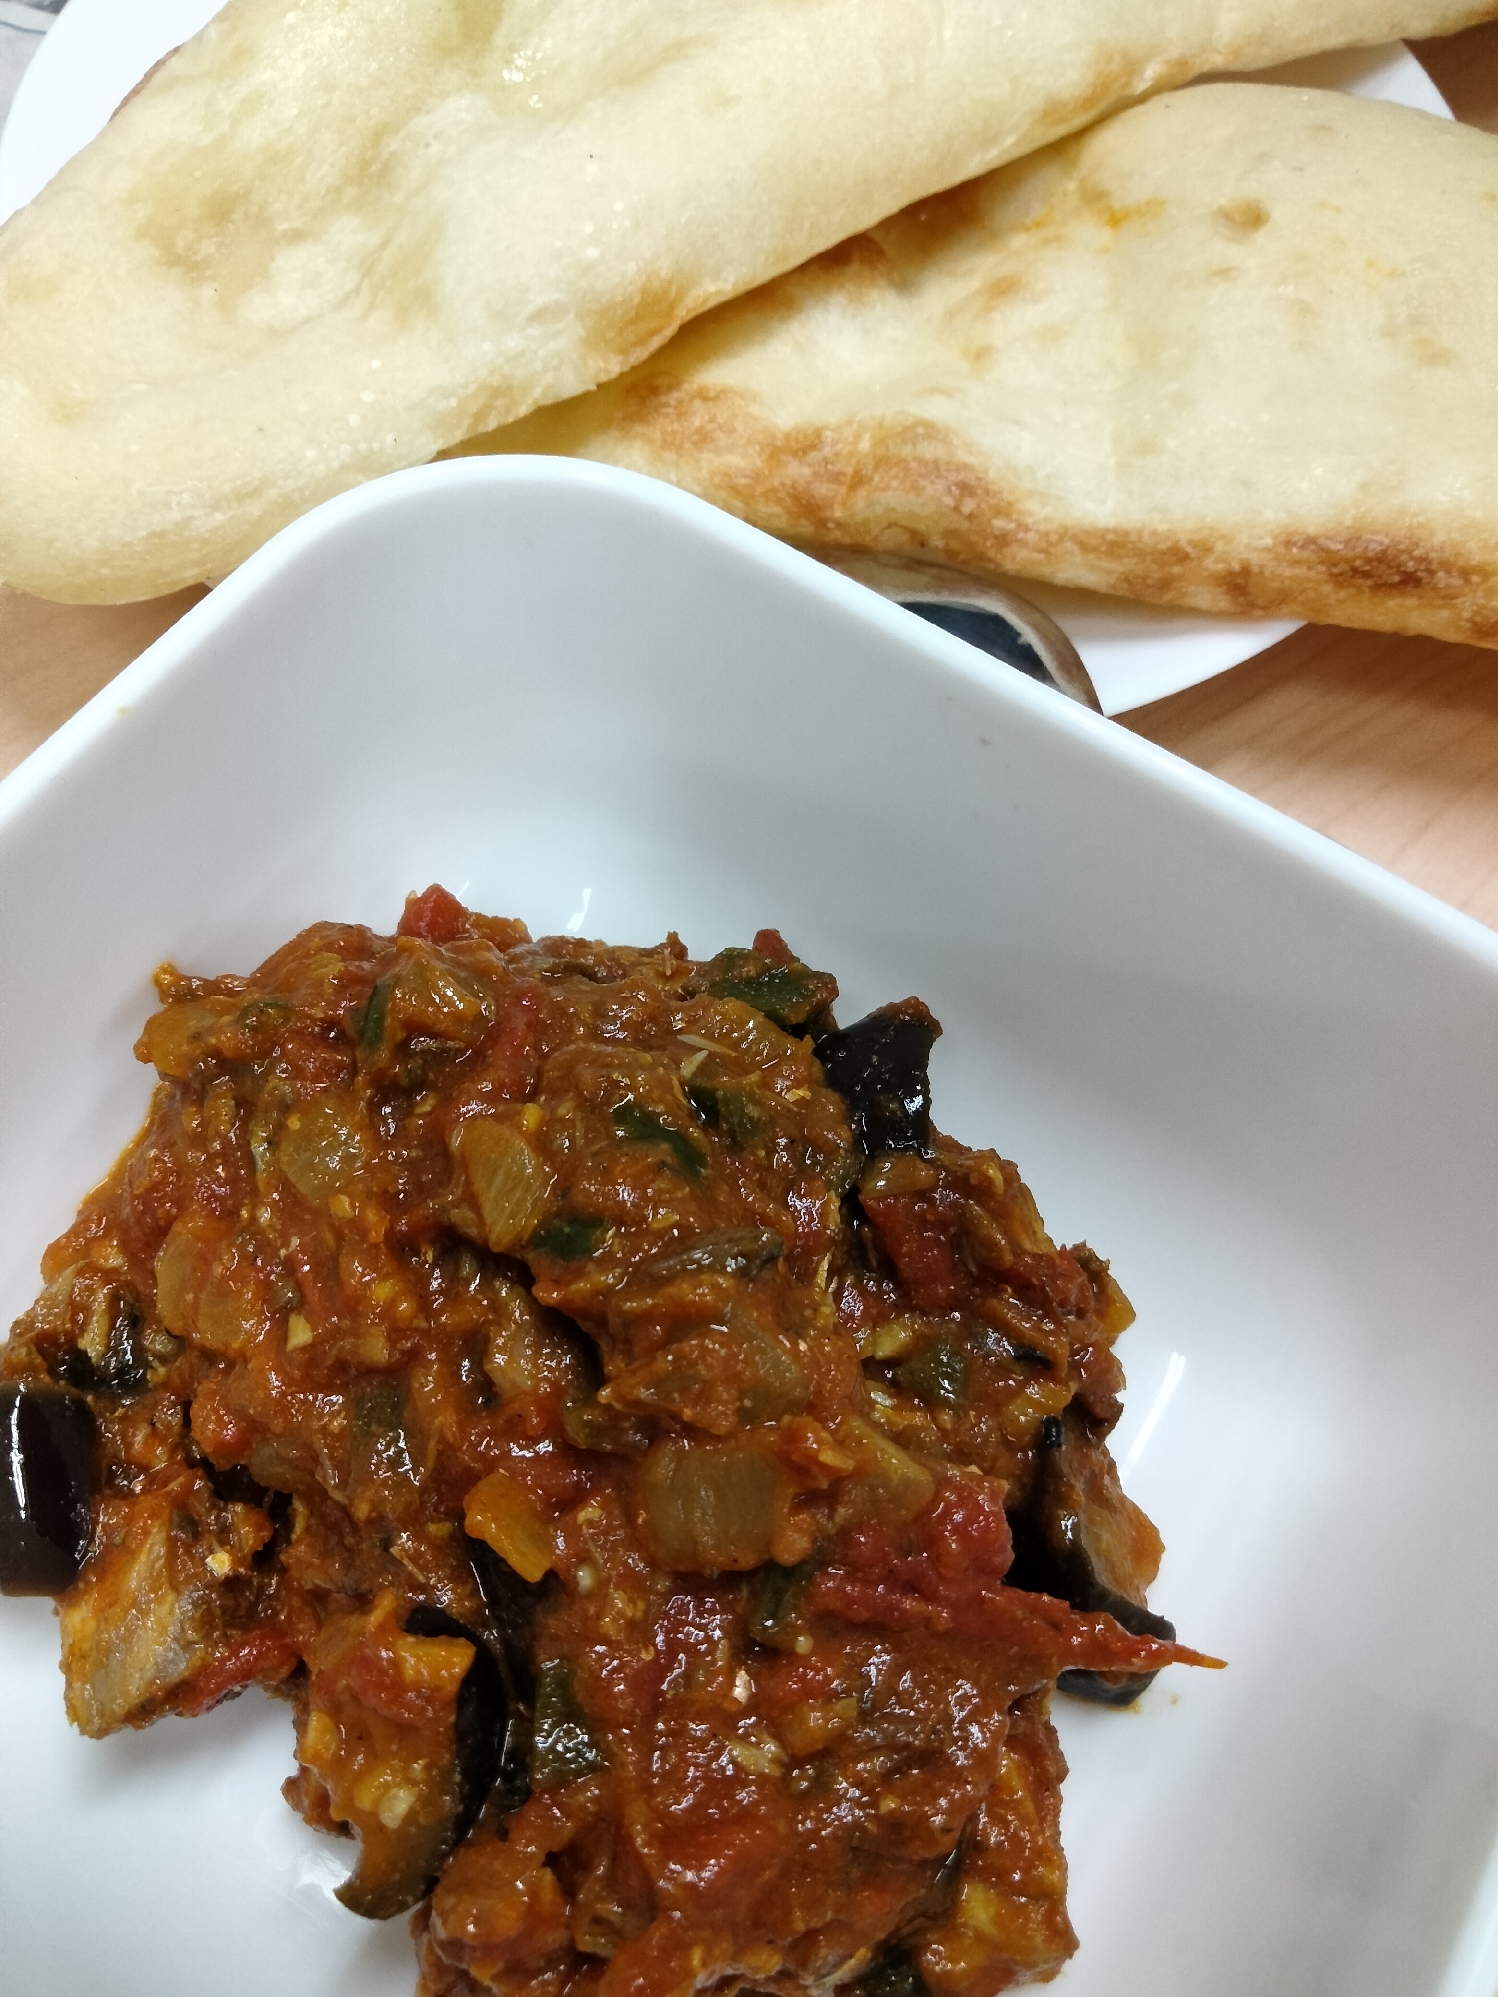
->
(0, 888, 1212, 1997)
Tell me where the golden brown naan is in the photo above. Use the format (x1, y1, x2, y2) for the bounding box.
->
(469, 84, 1498, 648)
(2, 0, 1496, 602)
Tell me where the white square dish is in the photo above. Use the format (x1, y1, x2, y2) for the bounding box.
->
(2, 457, 1497, 1997)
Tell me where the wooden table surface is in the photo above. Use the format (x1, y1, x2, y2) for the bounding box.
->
(4, 21, 1498, 927)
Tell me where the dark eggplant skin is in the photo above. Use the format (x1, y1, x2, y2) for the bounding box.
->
(402, 1605, 509, 1845)
(1057, 1604, 1179, 1706)
(467, 1534, 543, 1814)
(817, 1000, 941, 1157)
(0, 1383, 97, 1596)
(336, 1604, 517, 1919)
(51, 1291, 149, 1397)
(1008, 1409, 1176, 1707)
(857, 1943, 931, 1997)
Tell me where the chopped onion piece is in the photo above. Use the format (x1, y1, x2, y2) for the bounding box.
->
(464, 1469, 557, 1584)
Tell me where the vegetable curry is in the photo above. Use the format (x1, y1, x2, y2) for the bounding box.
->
(0, 890, 1214, 1997)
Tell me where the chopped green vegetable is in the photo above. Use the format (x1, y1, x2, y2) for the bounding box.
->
(697, 949, 839, 1031)
(562, 1397, 650, 1455)
(895, 1338, 969, 1408)
(612, 1101, 707, 1180)
(531, 1661, 606, 1789)
(353, 976, 392, 1054)
(527, 1213, 609, 1260)
(746, 1560, 817, 1650)
(716, 1088, 763, 1147)
(236, 997, 292, 1038)
(352, 1379, 403, 1435)
(686, 1083, 763, 1147)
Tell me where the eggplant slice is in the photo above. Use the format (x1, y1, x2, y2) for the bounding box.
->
(1008, 1409, 1177, 1706)
(467, 1534, 543, 1815)
(334, 1606, 515, 1920)
(817, 1000, 941, 1158)
(0, 1384, 97, 1597)
(404, 1605, 510, 1845)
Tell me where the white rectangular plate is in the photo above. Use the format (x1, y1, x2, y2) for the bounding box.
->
(2, 458, 1497, 1997)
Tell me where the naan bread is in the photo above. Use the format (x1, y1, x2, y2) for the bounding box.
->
(471, 84, 1498, 649)
(2, 0, 1495, 604)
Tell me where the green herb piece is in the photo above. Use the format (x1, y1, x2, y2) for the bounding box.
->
(746, 1560, 817, 1650)
(562, 1397, 650, 1455)
(396, 1052, 435, 1094)
(701, 952, 839, 1031)
(353, 975, 392, 1054)
(531, 1661, 606, 1789)
(717, 1087, 764, 1147)
(237, 997, 292, 1038)
(858, 1945, 931, 1997)
(352, 1379, 403, 1435)
(612, 1101, 707, 1180)
(686, 1083, 763, 1147)
(895, 1338, 969, 1408)
(527, 1213, 609, 1260)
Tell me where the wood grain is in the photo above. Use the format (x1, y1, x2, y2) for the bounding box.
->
(1120, 623, 1498, 928)
(0, 582, 205, 776)
(3, 19, 1498, 934)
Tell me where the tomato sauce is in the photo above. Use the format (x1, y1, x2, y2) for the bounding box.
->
(0, 891, 1214, 1997)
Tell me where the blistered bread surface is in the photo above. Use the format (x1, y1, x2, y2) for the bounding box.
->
(476, 84, 1498, 647)
(3, 0, 1494, 600)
